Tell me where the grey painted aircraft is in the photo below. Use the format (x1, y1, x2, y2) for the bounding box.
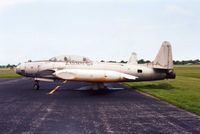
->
(16, 41, 176, 90)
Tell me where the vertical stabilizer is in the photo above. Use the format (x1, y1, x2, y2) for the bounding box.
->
(153, 41, 173, 69)
(128, 52, 138, 64)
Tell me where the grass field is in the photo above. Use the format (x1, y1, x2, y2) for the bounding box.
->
(125, 65, 200, 116)
(0, 69, 21, 78)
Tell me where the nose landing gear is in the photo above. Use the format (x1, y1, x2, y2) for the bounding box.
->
(33, 80, 40, 90)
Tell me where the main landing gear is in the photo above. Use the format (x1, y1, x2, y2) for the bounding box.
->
(33, 80, 40, 90)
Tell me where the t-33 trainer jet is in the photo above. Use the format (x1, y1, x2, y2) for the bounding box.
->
(16, 41, 176, 90)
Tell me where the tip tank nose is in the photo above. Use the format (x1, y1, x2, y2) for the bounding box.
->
(15, 64, 25, 75)
(15, 65, 21, 74)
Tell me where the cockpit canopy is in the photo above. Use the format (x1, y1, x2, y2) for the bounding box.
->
(49, 55, 93, 63)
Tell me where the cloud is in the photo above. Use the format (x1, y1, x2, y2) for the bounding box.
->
(165, 5, 193, 17)
(0, 0, 34, 10)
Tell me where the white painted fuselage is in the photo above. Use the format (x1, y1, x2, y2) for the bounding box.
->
(16, 41, 176, 84)
(16, 61, 171, 83)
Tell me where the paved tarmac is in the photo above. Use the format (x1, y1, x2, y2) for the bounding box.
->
(0, 78, 200, 134)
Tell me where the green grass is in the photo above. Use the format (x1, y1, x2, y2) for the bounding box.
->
(125, 65, 200, 116)
(174, 65, 200, 79)
(0, 69, 22, 78)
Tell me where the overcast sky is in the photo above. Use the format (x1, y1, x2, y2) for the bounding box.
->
(0, 0, 199, 64)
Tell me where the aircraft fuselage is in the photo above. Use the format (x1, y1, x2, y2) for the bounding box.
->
(16, 61, 171, 82)
(16, 41, 176, 91)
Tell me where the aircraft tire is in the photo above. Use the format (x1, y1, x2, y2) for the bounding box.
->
(33, 81, 40, 90)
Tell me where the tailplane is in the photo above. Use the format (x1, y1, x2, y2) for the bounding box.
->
(152, 41, 173, 69)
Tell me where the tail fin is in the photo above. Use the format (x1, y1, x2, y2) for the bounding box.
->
(153, 41, 173, 69)
(128, 52, 138, 64)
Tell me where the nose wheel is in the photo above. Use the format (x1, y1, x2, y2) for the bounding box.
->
(34, 80, 40, 90)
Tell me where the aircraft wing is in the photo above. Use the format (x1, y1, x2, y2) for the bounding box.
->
(53, 69, 138, 82)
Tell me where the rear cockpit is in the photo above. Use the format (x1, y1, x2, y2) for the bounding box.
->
(49, 55, 93, 64)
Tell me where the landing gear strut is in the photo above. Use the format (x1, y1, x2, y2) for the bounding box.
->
(33, 80, 40, 90)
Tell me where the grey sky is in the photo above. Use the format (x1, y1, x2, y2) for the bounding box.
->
(0, 0, 199, 64)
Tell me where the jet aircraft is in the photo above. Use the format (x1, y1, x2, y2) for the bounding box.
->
(16, 41, 176, 90)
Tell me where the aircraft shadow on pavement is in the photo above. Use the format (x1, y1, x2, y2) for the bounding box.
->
(77, 89, 124, 96)
(36, 81, 125, 96)
(58, 87, 125, 96)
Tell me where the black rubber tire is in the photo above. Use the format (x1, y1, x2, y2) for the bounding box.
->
(33, 82, 40, 90)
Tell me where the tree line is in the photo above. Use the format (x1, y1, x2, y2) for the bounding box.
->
(0, 64, 17, 69)
(137, 59, 200, 65)
(103, 59, 200, 65)
(0, 59, 200, 68)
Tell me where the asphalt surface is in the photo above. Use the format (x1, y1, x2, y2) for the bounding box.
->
(0, 78, 200, 134)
